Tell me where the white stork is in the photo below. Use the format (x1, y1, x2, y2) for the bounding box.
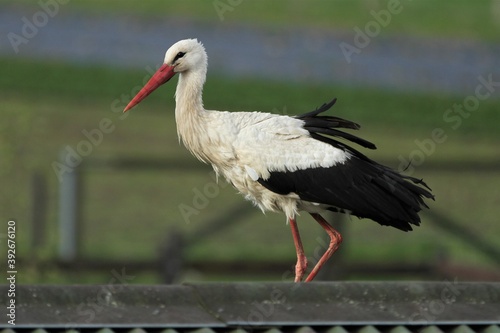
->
(124, 38, 434, 282)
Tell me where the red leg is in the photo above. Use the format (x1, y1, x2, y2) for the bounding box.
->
(289, 218, 308, 282)
(305, 213, 343, 282)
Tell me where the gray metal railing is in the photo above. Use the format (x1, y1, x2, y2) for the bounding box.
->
(1, 282, 499, 328)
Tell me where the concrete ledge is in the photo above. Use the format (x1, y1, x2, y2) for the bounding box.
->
(1, 282, 499, 328)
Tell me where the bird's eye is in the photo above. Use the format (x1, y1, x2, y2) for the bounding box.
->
(174, 52, 186, 62)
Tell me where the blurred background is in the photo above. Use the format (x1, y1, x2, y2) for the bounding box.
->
(1, 0, 499, 284)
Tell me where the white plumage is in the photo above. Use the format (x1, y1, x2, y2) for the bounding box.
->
(124, 38, 433, 282)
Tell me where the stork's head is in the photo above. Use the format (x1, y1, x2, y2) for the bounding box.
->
(124, 38, 206, 112)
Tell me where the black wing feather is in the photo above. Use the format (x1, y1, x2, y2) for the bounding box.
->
(296, 98, 377, 151)
(258, 159, 434, 231)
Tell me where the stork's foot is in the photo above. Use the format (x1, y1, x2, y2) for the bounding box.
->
(289, 218, 308, 282)
(304, 213, 343, 282)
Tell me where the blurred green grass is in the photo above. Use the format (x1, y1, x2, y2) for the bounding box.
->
(1, 57, 499, 283)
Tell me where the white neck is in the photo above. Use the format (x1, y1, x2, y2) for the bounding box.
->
(174, 67, 209, 161)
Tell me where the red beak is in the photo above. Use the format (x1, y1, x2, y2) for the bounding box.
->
(123, 64, 176, 112)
